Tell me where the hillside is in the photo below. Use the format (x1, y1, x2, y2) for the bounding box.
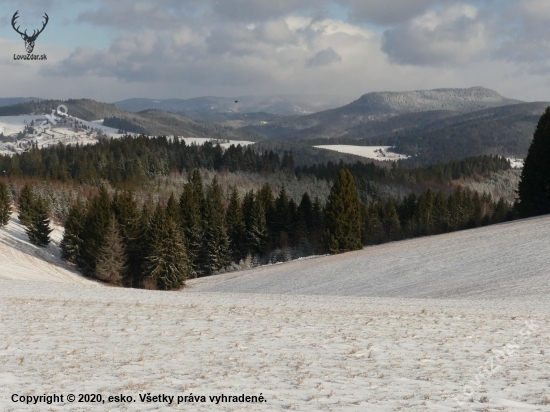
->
(188, 215, 550, 299)
(115, 95, 351, 116)
(0, 213, 94, 284)
(0, 97, 43, 107)
(0, 99, 264, 142)
(245, 87, 522, 139)
(375, 102, 549, 163)
(1, 213, 548, 411)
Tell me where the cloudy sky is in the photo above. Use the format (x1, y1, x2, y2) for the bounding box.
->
(1, 0, 550, 103)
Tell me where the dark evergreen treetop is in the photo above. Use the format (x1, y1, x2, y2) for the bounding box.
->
(323, 169, 363, 254)
(516, 107, 550, 218)
(25, 196, 53, 247)
(0, 182, 11, 226)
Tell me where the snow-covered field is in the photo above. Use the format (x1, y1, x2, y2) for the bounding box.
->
(0, 115, 121, 156)
(314, 145, 410, 161)
(0, 115, 255, 156)
(188, 216, 550, 299)
(1, 215, 549, 410)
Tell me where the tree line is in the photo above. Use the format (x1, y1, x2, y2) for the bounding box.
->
(48, 169, 512, 289)
(0, 136, 510, 189)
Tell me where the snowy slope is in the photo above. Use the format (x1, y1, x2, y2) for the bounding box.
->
(188, 215, 550, 299)
(1, 278, 548, 410)
(0, 115, 256, 156)
(1, 215, 549, 410)
(0, 213, 95, 284)
(0, 115, 121, 156)
(314, 145, 409, 161)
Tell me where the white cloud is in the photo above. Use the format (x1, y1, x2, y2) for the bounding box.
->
(2, 0, 550, 102)
(382, 5, 488, 66)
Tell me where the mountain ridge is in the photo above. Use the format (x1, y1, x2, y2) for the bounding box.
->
(114, 95, 352, 116)
(0, 99, 264, 142)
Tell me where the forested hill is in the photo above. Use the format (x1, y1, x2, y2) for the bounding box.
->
(242, 87, 522, 138)
(0, 99, 264, 142)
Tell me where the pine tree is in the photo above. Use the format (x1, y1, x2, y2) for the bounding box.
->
(516, 107, 550, 217)
(202, 176, 231, 275)
(61, 201, 87, 264)
(226, 186, 246, 262)
(142, 204, 189, 290)
(95, 217, 127, 285)
(18, 184, 35, 226)
(0, 182, 11, 226)
(25, 196, 53, 247)
(323, 169, 362, 254)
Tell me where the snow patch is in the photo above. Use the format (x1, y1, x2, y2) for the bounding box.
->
(507, 157, 524, 169)
(314, 145, 409, 161)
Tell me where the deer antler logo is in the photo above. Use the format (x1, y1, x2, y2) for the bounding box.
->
(11, 11, 49, 54)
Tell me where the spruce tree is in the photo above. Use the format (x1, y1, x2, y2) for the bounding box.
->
(80, 186, 111, 274)
(226, 186, 246, 262)
(0, 182, 11, 226)
(25, 196, 53, 247)
(516, 107, 550, 217)
(18, 184, 35, 226)
(165, 192, 180, 224)
(311, 196, 323, 251)
(244, 193, 267, 257)
(492, 198, 511, 224)
(202, 176, 231, 275)
(432, 191, 449, 234)
(297, 192, 314, 234)
(179, 182, 204, 278)
(95, 217, 127, 285)
(142, 204, 189, 290)
(61, 201, 87, 264)
(257, 183, 276, 233)
(323, 169, 362, 254)
(382, 199, 402, 241)
(414, 190, 434, 236)
(362, 203, 383, 245)
(112, 191, 142, 286)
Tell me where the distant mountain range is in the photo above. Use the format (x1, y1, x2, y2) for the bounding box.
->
(114, 95, 352, 116)
(243, 87, 524, 139)
(0, 87, 546, 164)
(233, 87, 546, 163)
(0, 98, 43, 107)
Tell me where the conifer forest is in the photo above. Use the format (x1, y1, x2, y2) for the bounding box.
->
(0, 135, 518, 290)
